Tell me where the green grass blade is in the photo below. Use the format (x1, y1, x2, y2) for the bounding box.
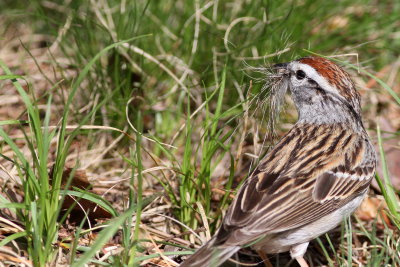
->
(0, 231, 27, 247)
(376, 124, 400, 222)
(71, 208, 134, 267)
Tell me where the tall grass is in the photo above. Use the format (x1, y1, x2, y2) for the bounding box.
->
(0, 38, 147, 266)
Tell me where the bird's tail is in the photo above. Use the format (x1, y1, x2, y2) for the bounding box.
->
(179, 237, 240, 267)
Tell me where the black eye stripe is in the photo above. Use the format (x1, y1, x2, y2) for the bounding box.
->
(308, 78, 317, 85)
(307, 78, 324, 93)
(315, 86, 326, 95)
(294, 71, 322, 91)
(296, 70, 306, 80)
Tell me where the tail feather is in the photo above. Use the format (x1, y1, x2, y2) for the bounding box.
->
(180, 237, 240, 267)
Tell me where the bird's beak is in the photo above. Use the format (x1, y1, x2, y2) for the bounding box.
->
(273, 63, 289, 75)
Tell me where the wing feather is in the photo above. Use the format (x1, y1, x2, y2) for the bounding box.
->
(217, 124, 376, 246)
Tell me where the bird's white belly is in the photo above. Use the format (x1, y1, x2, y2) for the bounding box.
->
(253, 194, 365, 254)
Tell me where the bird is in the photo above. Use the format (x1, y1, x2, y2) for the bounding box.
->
(179, 56, 377, 267)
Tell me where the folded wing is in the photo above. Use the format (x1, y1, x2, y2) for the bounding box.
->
(215, 124, 375, 246)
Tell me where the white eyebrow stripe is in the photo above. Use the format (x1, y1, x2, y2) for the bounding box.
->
(290, 62, 339, 94)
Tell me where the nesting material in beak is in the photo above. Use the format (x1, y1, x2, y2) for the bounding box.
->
(273, 63, 289, 76)
(252, 62, 290, 137)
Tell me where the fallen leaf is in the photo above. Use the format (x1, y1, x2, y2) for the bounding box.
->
(355, 196, 393, 228)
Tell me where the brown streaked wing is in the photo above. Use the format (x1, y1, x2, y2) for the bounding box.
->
(219, 124, 374, 246)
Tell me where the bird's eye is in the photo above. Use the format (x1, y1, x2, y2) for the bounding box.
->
(295, 70, 306, 80)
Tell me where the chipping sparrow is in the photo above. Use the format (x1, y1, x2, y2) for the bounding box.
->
(180, 56, 376, 267)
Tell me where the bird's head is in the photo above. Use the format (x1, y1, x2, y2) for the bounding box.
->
(273, 56, 362, 125)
